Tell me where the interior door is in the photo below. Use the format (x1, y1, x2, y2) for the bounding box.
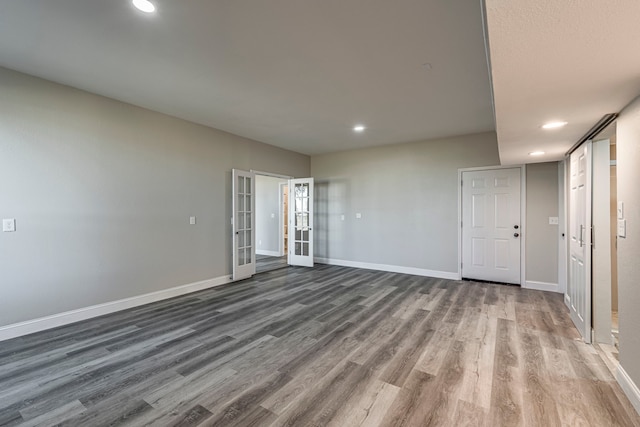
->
(462, 168, 521, 284)
(232, 169, 256, 281)
(288, 178, 314, 267)
(568, 142, 592, 343)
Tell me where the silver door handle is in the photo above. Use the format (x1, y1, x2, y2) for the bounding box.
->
(579, 225, 584, 247)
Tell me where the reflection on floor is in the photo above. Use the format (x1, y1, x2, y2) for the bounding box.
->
(256, 254, 288, 274)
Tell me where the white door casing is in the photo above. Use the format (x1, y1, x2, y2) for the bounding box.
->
(462, 168, 522, 284)
(288, 178, 314, 267)
(232, 169, 256, 281)
(568, 142, 592, 343)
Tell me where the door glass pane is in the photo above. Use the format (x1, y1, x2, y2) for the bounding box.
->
(295, 228, 302, 240)
(238, 176, 245, 194)
(245, 213, 252, 229)
(303, 242, 309, 256)
(238, 231, 245, 248)
(246, 231, 252, 246)
(246, 194, 252, 210)
(246, 177, 252, 194)
(247, 250, 252, 263)
(238, 194, 245, 212)
(295, 241, 302, 255)
(238, 214, 245, 230)
(302, 230, 309, 242)
(296, 213, 309, 228)
(238, 248, 245, 265)
(295, 183, 309, 198)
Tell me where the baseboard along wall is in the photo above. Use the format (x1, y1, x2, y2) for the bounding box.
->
(314, 257, 459, 280)
(0, 274, 233, 342)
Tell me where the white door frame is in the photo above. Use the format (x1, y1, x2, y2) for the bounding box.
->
(251, 170, 292, 259)
(457, 165, 526, 284)
(279, 181, 288, 257)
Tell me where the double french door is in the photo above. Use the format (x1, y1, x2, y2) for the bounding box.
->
(232, 170, 314, 280)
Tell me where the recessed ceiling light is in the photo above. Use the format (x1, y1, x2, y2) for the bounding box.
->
(529, 151, 545, 156)
(353, 125, 366, 132)
(542, 121, 568, 129)
(133, 0, 155, 13)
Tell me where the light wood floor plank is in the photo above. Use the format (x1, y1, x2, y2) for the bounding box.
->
(0, 265, 637, 426)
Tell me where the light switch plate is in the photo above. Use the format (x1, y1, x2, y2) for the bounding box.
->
(549, 217, 559, 225)
(2, 218, 16, 232)
(356, 213, 362, 219)
(618, 219, 626, 238)
(617, 202, 624, 219)
(189, 216, 196, 225)
(340, 215, 345, 221)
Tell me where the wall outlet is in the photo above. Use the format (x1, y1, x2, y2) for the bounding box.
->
(356, 213, 362, 219)
(340, 214, 345, 221)
(549, 217, 559, 225)
(2, 218, 16, 232)
(189, 216, 196, 225)
(271, 213, 275, 218)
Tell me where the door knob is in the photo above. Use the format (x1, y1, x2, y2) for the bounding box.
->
(514, 233, 520, 238)
(514, 225, 519, 229)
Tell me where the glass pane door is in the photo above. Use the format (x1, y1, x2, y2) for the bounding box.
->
(232, 169, 255, 280)
(288, 178, 314, 267)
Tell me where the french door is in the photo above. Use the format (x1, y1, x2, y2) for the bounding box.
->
(461, 167, 521, 284)
(232, 169, 256, 280)
(288, 178, 314, 267)
(568, 142, 592, 343)
(232, 171, 314, 280)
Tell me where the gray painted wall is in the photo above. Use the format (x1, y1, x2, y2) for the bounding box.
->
(310, 132, 501, 274)
(525, 162, 559, 285)
(0, 67, 310, 327)
(256, 175, 286, 255)
(616, 95, 640, 391)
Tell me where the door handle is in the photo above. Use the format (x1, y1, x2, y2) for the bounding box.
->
(514, 225, 519, 229)
(579, 225, 584, 247)
(514, 233, 519, 238)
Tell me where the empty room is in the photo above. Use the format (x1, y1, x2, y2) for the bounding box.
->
(1, 0, 640, 426)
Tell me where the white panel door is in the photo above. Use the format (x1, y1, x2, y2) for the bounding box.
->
(568, 142, 592, 343)
(462, 168, 521, 284)
(232, 169, 256, 281)
(288, 178, 314, 267)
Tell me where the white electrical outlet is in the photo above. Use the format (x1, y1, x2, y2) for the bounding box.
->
(271, 213, 275, 218)
(340, 215, 345, 221)
(189, 216, 196, 225)
(549, 217, 559, 225)
(2, 218, 16, 232)
(356, 213, 362, 219)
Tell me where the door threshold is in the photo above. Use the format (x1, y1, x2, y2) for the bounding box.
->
(461, 277, 521, 287)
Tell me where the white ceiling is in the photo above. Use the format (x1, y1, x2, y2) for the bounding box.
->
(0, 0, 495, 156)
(485, 0, 640, 165)
(3, 1, 637, 162)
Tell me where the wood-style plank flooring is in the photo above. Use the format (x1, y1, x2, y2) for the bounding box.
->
(1, 265, 639, 426)
(255, 255, 288, 274)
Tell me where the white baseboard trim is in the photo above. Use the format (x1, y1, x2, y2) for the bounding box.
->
(564, 293, 570, 308)
(314, 257, 459, 280)
(617, 364, 640, 416)
(0, 274, 233, 342)
(524, 280, 560, 293)
(256, 249, 281, 257)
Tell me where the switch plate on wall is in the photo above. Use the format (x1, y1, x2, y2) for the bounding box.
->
(618, 219, 626, 238)
(356, 213, 362, 219)
(189, 216, 196, 225)
(2, 218, 16, 232)
(617, 201, 624, 219)
(549, 217, 559, 225)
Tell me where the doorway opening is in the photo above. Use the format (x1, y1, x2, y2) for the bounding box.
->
(610, 138, 619, 348)
(255, 174, 289, 274)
